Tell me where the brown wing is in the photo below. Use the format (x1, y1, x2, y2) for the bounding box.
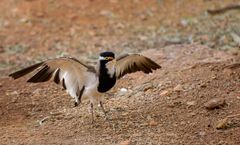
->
(9, 57, 95, 98)
(115, 54, 161, 79)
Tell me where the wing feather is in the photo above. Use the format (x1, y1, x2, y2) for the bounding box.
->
(9, 57, 95, 99)
(115, 54, 161, 79)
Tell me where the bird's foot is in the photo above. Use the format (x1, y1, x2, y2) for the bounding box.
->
(74, 100, 81, 107)
(99, 101, 110, 121)
(74, 102, 78, 107)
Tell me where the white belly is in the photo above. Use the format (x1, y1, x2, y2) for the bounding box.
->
(82, 72, 102, 104)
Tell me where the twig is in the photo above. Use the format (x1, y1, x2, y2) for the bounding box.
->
(207, 4, 240, 15)
(224, 62, 240, 69)
(226, 113, 240, 119)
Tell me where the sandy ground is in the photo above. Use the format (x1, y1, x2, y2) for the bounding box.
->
(0, 0, 240, 145)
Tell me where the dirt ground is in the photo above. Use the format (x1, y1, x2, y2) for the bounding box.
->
(0, 0, 240, 145)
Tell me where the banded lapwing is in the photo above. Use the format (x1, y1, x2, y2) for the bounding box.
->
(9, 51, 161, 123)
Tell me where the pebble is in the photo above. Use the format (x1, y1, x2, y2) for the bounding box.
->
(230, 32, 240, 45)
(148, 120, 158, 126)
(38, 116, 50, 125)
(173, 84, 184, 92)
(119, 140, 131, 145)
(204, 98, 226, 110)
(9, 91, 18, 96)
(216, 118, 228, 129)
(100, 10, 116, 18)
(120, 88, 128, 93)
(117, 88, 128, 96)
(134, 91, 144, 98)
(186, 101, 196, 106)
(134, 83, 153, 92)
(160, 90, 171, 96)
(188, 112, 197, 117)
(198, 131, 206, 136)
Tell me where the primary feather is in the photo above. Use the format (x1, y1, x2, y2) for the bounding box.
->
(115, 54, 161, 79)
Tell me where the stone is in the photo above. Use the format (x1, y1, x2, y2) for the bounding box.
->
(117, 88, 128, 96)
(186, 101, 196, 106)
(160, 90, 171, 96)
(173, 84, 184, 92)
(204, 98, 226, 110)
(149, 120, 158, 126)
(216, 118, 228, 129)
(119, 140, 131, 145)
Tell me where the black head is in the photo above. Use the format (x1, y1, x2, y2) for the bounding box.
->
(100, 51, 115, 58)
(99, 51, 115, 63)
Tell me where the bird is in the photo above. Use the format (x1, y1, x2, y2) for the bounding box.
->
(9, 51, 161, 123)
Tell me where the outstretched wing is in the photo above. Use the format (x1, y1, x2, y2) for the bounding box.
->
(9, 57, 96, 99)
(115, 54, 161, 79)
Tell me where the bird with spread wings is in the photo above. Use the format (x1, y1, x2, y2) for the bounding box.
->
(9, 51, 161, 123)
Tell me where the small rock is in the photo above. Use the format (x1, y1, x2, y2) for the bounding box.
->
(199, 131, 206, 136)
(119, 140, 131, 145)
(133, 91, 144, 97)
(120, 88, 128, 92)
(38, 116, 50, 125)
(142, 83, 153, 92)
(230, 32, 240, 45)
(33, 89, 41, 94)
(148, 120, 158, 126)
(122, 112, 129, 116)
(10, 91, 18, 95)
(50, 111, 63, 116)
(36, 12, 44, 17)
(168, 101, 182, 108)
(118, 88, 128, 96)
(43, 131, 50, 135)
(180, 121, 186, 125)
(216, 118, 228, 129)
(199, 83, 207, 88)
(180, 19, 188, 27)
(135, 83, 153, 92)
(188, 112, 197, 117)
(100, 10, 116, 18)
(204, 98, 226, 110)
(173, 84, 184, 92)
(186, 101, 196, 106)
(138, 35, 148, 41)
(19, 17, 29, 23)
(160, 90, 171, 96)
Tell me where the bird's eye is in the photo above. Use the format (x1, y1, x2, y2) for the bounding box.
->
(105, 57, 113, 60)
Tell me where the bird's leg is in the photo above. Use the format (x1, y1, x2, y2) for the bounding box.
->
(90, 103, 94, 124)
(99, 101, 108, 120)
